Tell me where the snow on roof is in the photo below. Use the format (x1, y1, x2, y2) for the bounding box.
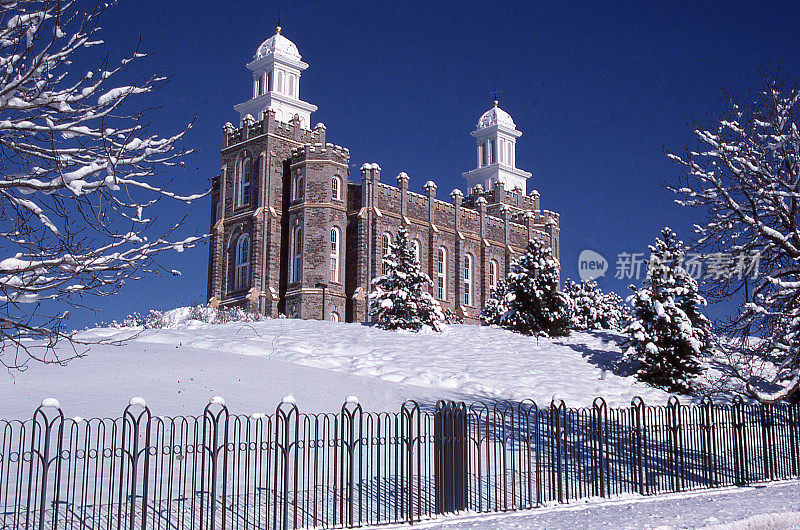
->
(255, 27, 302, 61)
(478, 103, 516, 130)
(360, 162, 381, 171)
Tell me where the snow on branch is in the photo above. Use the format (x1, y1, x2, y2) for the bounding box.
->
(0, 0, 207, 368)
(669, 73, 800, 402)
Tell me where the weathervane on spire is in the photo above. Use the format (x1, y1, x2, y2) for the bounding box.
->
(274, 12, 283, 34)
(492, 88, 503, 107)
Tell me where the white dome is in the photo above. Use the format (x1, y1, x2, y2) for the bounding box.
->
(478, 103, 516, 130)
(255, 28, 301, 61)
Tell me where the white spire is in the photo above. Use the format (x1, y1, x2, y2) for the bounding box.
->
(233, 27, 317, 129)
(462, 100, 531, 193)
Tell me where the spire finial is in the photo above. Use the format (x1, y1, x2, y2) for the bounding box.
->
(492, 88, 503, 107)
(274, 12, 283, 34)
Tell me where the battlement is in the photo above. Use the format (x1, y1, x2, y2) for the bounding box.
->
(222, 109, 324, 149)
(290, 142, 350, 164)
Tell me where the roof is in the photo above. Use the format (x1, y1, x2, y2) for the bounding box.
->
(255, 27, 301, 61)
(478, 102, 516, 130)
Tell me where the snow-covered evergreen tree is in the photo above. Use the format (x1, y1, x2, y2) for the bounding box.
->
(480, 240, 571, 337)
(369, 228, 445, 332)
(564, 279, 628, 330)
(624, 228, 713, 394)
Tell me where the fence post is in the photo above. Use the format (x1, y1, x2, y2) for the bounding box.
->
(341, 397, 363, 527)
(732, 396, 745, 485)
(401, 400, 420, 524)
(592, 398, 607, 498)
(28, 398, 63, 530)
(202, 396, 229, 530)
(275, 397, 298, 530)
(121, 397, 152, 530)
(700, 396, 713, 488)
(666, 396, 682, 492)
(631, 397, 645, 496)
(759, 403, 773, 481)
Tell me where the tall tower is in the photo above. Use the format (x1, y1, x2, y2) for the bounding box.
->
(233, 26, 318, 128)
(461, 100, 531, 193)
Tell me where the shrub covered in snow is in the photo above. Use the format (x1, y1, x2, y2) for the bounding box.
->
(369, 228, 446, 332)
(107, 305, 266, 329)
(624, 228, 713, 394)
(480, 240, 572, 337)
(564, 279, 629, 330)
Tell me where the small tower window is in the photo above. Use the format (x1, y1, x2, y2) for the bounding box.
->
(238, 153, 253, 206)
(267, 71, 273, 92)
(293, 172, 304, 201)
(381, 233, 391, 275)
(331, 175, 341, 200)
(507, 142, 513, 166)
(412, 239, 421, 264)
(481, 142, 488, 167)
(463, 253, 473, 306)
(292, 225, 303, 283)
(288, 75, 295, 97)
(437, 247, 446, 300)
(234, 234, 250, 291)
(277, 70, 284, 93)
(330, 227, 340, 283)
(490, 139, 497, 164)
(489, 260, 497, 290)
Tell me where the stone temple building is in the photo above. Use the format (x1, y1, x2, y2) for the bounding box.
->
(206, 27, 561, 324)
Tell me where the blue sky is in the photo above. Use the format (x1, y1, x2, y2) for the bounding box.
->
(66, 0, 800, 328)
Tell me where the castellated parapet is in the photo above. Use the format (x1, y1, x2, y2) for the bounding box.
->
(207, 28, 561, 324)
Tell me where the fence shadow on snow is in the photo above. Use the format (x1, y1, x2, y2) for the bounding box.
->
(0, 395, 798, 529)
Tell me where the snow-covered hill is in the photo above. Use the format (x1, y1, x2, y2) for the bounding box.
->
(0, 312, 677, 419)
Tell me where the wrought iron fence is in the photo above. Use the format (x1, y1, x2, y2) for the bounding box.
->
(0, 395, 798, 529)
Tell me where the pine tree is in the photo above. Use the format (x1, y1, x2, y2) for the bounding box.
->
(564, 279, 628, 330)
(624, 228, 713, 394)
(480, 240, 572, 337)
(369, 228, 446, 331)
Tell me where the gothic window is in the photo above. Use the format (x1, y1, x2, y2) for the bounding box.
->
(331, 175, 341, 200)
(489, 259, 498, 292)
(437, 247, 446, 300)
(292, 225, 303, 283)
(412, 239, 421, 264)
(381, 233, 391, 275)
(463, 253, 473, 306)
(234, 234, 250, 291)
(239, 153, 253, 206)
(293, 172, 304, 201)
(330, 227, 341, 283)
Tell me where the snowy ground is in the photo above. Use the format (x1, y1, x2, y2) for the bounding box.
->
(0, 316, 673, 419)
(381, 480, 800, 529)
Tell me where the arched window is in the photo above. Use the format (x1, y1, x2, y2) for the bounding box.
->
(288, 75, 295, 97)
(331, 175, 341, 200)
(234, 234, 250, 291)
(239, 153, 253, 206)
(489, 259, 498, 292)
(436, 247, 446, 300)
(330, 312, 340, 322)
(293, 172, 304, 201)
(277, 70, 283, 93)
(490, 139, 497, 164)
(267, 71, 273, 92)
(481, 142, 488, 167)
(463, 253, 473, 306)
(412, 239, 421, 264)
(381, 233, 391, 275)
(330, 227, 340, 282)
(507, 142, 512, 166)
(292, 225, 302, 283)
